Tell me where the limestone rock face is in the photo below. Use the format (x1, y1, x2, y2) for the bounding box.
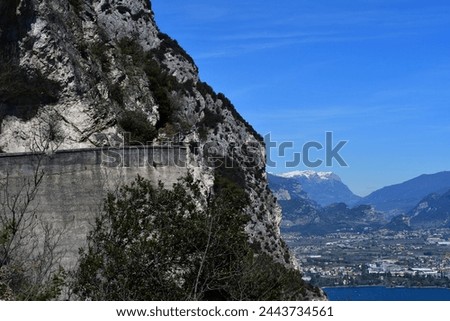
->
(0, 0, 325, 300)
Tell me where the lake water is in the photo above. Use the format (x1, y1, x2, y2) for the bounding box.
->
(324, 286, 450, 301)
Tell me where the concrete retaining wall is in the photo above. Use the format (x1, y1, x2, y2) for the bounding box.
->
(0, 146, 188, 268)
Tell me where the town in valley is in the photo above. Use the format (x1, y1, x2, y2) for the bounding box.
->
(284, 228, 450, 288)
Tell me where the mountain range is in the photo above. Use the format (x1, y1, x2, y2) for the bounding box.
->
(388, 189, 450, 230)
(409, 189, 450, 229)
(268, 172, 384, 234)
(269, 171, 361, 206)
(269, 170, 450, 234)
(358, 171, 450, 217)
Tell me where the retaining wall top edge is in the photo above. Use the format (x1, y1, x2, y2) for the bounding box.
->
(0, 145, 188, 159)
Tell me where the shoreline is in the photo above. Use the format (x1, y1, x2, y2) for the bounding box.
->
(323, 285, 450, 289)
(323, 286, 450, 301)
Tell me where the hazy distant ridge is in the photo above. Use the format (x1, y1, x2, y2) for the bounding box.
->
(359, 171, 450, 214)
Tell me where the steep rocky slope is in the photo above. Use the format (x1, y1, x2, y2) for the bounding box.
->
(390, 189, 450, 230)
(268, 173, 321, 227)
(0, 0, 324, 299)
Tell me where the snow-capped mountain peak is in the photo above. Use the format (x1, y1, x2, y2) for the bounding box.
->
(268, 171, 361, 206)
(276, 170, 341, 182)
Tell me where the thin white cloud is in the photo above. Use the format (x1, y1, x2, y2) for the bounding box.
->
(194, 31, 419, 60)
(157, 1, 450, 61)
(242, 104, 423, 124)
(271, 5, 450, 30)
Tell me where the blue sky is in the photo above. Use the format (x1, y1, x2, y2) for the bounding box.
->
(152, 0, 450, 196)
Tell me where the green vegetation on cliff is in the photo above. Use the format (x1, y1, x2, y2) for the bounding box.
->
(72, 175, 318, 300)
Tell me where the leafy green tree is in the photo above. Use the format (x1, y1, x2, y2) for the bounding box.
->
(72, 175, 317, 300)
(118, 110, 157, 145)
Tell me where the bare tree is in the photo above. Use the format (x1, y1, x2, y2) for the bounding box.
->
(30, 110, 65, 154)
(0, 139, 66, 300)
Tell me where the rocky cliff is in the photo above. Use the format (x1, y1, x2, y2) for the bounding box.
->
(0, 0, 324, 299)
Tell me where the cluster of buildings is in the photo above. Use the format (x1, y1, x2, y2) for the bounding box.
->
(284, 229, 450, 286)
